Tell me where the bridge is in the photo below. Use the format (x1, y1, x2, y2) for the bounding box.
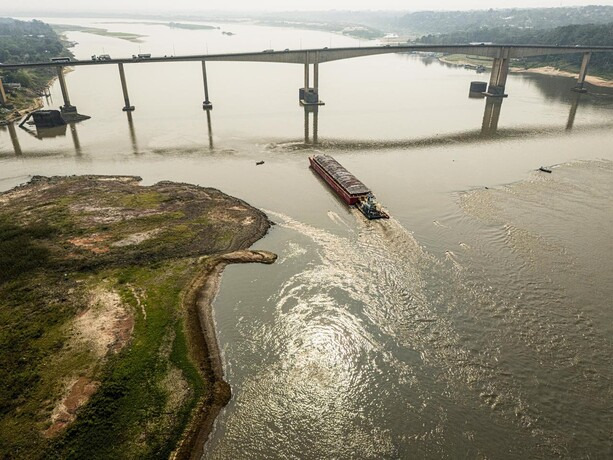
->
(1, 44, 612, 118)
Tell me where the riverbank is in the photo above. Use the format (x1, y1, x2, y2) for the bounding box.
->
(0, 175, 275, 458)
(438, 54, 613, 87)
(513, 66, 613, 87)
(0, 87, 45, 124)
(173, 250, 277, 459)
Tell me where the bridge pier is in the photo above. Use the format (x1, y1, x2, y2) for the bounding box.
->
(56, 66, 75, 113)
(0, 78, 7, 106)
(118, 63, 135, 111)
(303, 105, 319, 144)
(205, 109, 213, 149)
(572, 52, 591, 93)
(202, 61, 212, 110)
(481, 97, 503, 136)
(300, 51, 324, 107)
(7, 122, 23, 156)
(56, 66, 90, 122)
(486, 48, 510, 97)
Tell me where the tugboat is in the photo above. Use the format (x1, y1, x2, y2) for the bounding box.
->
(309, 154, 389, 220)
(356, 193, 389, 219)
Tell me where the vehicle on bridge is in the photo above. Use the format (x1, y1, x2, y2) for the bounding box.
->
(98, 54, 112, 61)
(51, 57, 71, 63)
(133, 53, 152, 59)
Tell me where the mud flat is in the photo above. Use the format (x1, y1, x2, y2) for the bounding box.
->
(0, 175, 275, 459)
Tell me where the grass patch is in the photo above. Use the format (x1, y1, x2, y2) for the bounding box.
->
(51, 263, 203, 458)
(118, 192, 163, 209)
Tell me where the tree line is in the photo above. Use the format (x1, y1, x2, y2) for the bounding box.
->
(0, 18, 70, 90)
(413, 22, 613, 77)
(400, 6, 613, 35)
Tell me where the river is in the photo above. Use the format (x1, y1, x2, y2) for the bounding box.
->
(1, 18, 612, 459)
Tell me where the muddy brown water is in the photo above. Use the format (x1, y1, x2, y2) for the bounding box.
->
(1, 18, 612, 459)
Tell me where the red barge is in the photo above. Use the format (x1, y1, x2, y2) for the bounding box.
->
(309, 154, 389, 219)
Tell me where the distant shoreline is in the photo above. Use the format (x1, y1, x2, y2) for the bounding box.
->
(438, 54, 613, 87)
(513, 66, 613, 87)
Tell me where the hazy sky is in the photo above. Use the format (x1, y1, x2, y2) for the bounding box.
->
(12, 0, 613, 12)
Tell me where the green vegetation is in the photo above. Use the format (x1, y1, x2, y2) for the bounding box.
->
(0, 18, 72, 119)
(0, 18, 69, 88)
(0, 176, 270, 459)
(52, 264, 202, 459)
(399, 6, 613, 35)
(0, 18, 66, 66)
(51, 24, 145, 43)
(415, 22, 613, 78)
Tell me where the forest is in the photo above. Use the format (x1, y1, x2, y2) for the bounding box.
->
(414, 22, 613, 77)
(0, 18, 69, 90)
(399, 6, 613, 35)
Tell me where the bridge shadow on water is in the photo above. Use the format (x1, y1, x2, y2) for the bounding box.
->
(272, 91, 613, 153)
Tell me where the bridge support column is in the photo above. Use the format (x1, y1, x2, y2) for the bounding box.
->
(205, 109, 213, 149)
(304, 106, 310, 143)
(56, 66, 75, 113)
(572, 52, 591, 93)
(55, 66, 90, 122)
(8, 122, 23, 156)
(304, 54, 310, 90)
(314, 61, 319, 98)
(303, 105, 319, 144)
(202, 61, 212, 110)
(0, 78, 7, 106)
(313, 106, 318, 144)
(300, 51, 324, 107)
(481, 97, 503, 136)
(486, 48, 510, 97)
(118, 63, 135, 111)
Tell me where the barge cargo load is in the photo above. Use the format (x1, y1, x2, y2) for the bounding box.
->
(309, 154, 389, 219)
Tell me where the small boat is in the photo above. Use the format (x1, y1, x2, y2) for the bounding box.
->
(538, 166, 552, 173)
(256, 160, 265, 165)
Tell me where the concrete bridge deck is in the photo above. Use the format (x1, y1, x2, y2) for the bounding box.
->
(2, 44, 611, 116)
(1, 44, 613, 69)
